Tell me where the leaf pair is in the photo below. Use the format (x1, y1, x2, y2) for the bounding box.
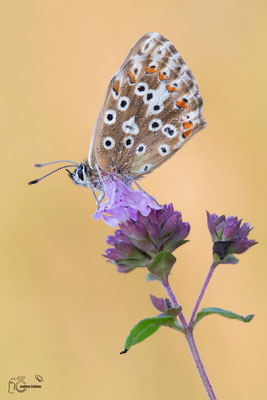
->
(121, 308, 254, 353)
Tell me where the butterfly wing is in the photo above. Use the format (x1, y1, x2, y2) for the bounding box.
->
(88, 32, 206, 178)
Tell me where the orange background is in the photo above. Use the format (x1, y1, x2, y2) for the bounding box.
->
(1, 1, 266, 398)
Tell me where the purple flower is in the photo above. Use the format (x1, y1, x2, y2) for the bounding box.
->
(104, 204, 190, 273)
(93, 177, 161, 227)
(207, 211, 257, 264)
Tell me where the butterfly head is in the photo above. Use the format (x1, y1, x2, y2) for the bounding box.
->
(68, 162, 92, 188)
(28, 159, 101, 192)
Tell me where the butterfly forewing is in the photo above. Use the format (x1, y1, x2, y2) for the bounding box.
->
(89, 32, 206, 178)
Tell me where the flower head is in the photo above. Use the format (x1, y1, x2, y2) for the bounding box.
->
(206, 211, 257, 264)
(93, 177, 161, 227)
(104, 204, 190, 273)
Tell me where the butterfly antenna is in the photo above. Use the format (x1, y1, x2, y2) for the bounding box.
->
(34, 160, 78, 167)
(28, 165, 76, 185)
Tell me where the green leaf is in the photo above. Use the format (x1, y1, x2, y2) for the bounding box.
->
(117, 258, 149, 267)
(164, 306, 182, 317)
(163, 239, 189, 252)
(148, 252, 176, 284)
(146, 273, 160, 282)
(120, 316, 179, 354)
(193, 307, 254, 328)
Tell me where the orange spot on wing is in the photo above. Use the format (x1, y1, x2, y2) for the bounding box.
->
(176, 100, 188, 109)
(146, 67, 158, 74)
(158, 72, 167, 81)
(128, 71, 136, 84)
(183, 122, 193, 130)
(182, 129, 192, 138)
(167, 85, 177, 92)
(113, 84, 119, 95)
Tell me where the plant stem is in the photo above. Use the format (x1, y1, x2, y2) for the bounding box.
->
(185, 329, 217, 400)
(163, 280, 188, 329)
(189, 262, 216, 328)
(163, 279, 217, 400)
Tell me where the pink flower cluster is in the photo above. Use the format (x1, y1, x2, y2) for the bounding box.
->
(93, 177, 161, 227)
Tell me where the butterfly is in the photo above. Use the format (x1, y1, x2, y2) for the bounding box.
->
(29, 32, 206, 203)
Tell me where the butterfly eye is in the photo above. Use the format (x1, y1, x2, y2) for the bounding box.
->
(77, 168, 84, 181)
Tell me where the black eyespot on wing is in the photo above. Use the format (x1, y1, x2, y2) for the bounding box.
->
(137, 85, 145, 92)
(164, 127, 174, 135)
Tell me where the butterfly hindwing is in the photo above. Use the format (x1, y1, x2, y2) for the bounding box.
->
(89, 32, 206, 178)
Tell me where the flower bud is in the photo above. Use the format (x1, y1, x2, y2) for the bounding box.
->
(207, 211, 257, 265)
(104, 204, 190, 273)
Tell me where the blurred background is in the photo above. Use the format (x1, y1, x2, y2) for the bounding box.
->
(1, 0, 266, 398)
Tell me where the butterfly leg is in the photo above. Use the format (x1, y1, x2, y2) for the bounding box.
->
(92, 188, 105, 209)
(97, 191, 105, 206)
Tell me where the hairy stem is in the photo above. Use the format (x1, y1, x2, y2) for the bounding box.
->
(189, 262, 216, 328)
(162, 280, 188, 329)
(185, 329, 217, 400)
(162, 279, 217, 399)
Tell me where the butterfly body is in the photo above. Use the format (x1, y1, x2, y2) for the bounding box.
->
(70, 32, 205, 193)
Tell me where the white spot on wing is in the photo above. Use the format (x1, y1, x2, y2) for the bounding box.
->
(143, 90, 155, 104)
(103, 137, 115, 149)
(137, 163, 153, 173)
(123, 135, 134, 149)
(141, 39, 155, 53)
(162, 124, 178, 138)
(104, 110, 116, 125)
(122, 116, 139, 135)
(131, 63, 142, 78)
(135, 143, 146, 155)
(135, 82, 148, 96)
(149, 119, 162, 131)
(145, 82, 169, 116)
(150, 102, 164, 115)
(118, 96, 130, 111)
(148, 61, 158, 69)
(158, 144, 170, 156)
(174, 136, 183, 149)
